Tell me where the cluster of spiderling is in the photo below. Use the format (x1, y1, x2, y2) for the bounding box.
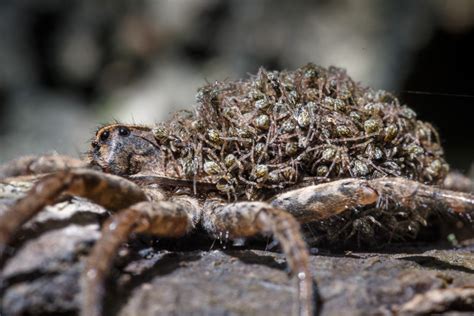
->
(153, 63, 449, 200)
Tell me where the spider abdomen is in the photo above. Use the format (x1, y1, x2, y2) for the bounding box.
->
(156, 64, 449, 200)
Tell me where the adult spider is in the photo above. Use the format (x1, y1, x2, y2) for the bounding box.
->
(0, 64, 473, 316)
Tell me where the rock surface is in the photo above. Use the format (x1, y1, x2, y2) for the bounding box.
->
(1, 178, 473, 316)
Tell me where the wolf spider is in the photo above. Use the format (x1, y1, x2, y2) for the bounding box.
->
(0, 65, 474, 316)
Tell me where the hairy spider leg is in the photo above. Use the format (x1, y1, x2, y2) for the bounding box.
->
(201, 201, 314, 316)
(0, 154, 87, 179)
(375, 178, 474, 219)
(0, 169, 147, 256)
(272, 178, 474, 224)
(82, 197, 200, 316)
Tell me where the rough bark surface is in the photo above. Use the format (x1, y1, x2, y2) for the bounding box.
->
(1, 179, 473, 316)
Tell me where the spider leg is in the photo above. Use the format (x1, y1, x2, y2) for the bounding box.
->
(374, 177, 474, 220)
(272, 178, 474, 223)
(82, 196, 200, 316)
(0, 169, 147, 255)
(0, 154, 87, 179)
(272, 179, 379, 222)
(201, 200, 314, 316)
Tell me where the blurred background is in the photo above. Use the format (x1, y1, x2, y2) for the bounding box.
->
(0, 0, 473, 174)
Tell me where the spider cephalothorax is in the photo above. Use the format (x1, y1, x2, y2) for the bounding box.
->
(0, 64, 472, 316)
(89, 124, 160, 176)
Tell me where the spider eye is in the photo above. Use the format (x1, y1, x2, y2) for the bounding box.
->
(118, 127, 130, 137)
(100, 130, 110, 141)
